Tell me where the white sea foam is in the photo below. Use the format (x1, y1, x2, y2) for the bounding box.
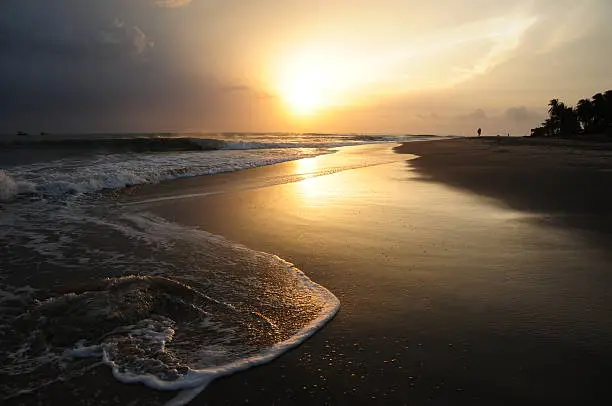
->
(0, 171, 35, 201)
(111, 300, 340, 406)
(221, 140, 363, 150)
(96, 214, 340, 405)
(1, 206, 340, 404)
(0, 148, 324, 202)
(218, 134, 438, 150)
(1, 134, 444, 202)
(65, 342, 103, 358)
(102, 272, 340, 406)
(1, 133, 441, 402)
(0, 171, 17, 200)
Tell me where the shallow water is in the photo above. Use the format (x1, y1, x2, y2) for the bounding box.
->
(2, 136, 407, 404)
(0, 190, 339, 404)
(5, 138, 608, 405)
(131, 144, 612, 404)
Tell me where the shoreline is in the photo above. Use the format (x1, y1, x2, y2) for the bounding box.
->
(9, 141, 612, 405)
(395, 137, 612, 244)
(138, 142, 612, 404)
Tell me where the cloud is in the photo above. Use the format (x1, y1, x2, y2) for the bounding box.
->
(448, 15, 538, 84)
(221, 85, 251, 93)
(504, 106, 542, 123)
(154, 0, 192, 7)
(464, 109, 487, 121)
(99, 19, 154, 56)
(1, 0, 609, 134)
(324, 11, 539, 101)
(0, 0, 244, 133)
(131, 26, 154, 54)
(0, 4, 153, 61)
(415, 107, 544, 135)
(417, 109, 488, 122)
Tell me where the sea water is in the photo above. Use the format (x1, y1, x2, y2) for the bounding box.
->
(0, 132, 434, 404)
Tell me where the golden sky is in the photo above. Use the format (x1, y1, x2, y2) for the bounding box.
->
(1, 0, 611, 135)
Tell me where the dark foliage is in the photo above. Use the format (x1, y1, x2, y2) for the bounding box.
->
(531, 91, 612, 137)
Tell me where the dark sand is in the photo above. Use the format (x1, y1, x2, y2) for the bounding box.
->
(395, 137, 612, 241)
(14, 141, 612, 405)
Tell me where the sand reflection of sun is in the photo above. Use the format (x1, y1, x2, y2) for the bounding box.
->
(296, 157, 318, 175)
(295, 157, 326, 199)
(290, 153, 358, 210)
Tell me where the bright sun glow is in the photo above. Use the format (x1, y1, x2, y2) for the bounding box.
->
(283, 75, 325, 115)
(276, 47, 367, 116)
(295, 156, 326, 199)
(272, 15, 537, 116)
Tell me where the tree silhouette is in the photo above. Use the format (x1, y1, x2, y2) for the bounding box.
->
(576, 99, 595, 133)
(548, 99, 562, 115)
(592, 93, 606, 132)
(530, 89, 612, 138)
(547, 99, 564, 136)
(561, 106, 580, 137)
(604, 90, 612, 130)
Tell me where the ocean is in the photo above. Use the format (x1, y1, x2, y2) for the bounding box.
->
(0, 133, 435, 404)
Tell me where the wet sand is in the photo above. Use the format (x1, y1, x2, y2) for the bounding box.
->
(121, 142, 612, 404)
(395, 137, 612, 241)
(15, 141, 612, 405)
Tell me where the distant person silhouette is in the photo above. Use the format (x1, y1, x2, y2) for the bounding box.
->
(477, 128, 482, 137)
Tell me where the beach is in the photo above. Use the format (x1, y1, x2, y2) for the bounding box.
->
(5, 1, 612, 404)
(395, 137, 612, 239)
(131, 140, 611, 404)
(5, 138, 612, 405)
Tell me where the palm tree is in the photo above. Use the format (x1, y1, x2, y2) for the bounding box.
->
(548, 99, 562, 115)
(532, 90, 612, 138)
(547, 99, 566, 136)
(560, 106, 580, 137)
(541, 117, 555, 137)
(603, 90, 612, 130)
(592, 93, 606, 132)
(576, 99, 595, 133)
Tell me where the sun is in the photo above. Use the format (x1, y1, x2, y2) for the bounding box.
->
(274, 46, 375, 116)
(275, 49, 345, 116)
(282, 75, 325, 115)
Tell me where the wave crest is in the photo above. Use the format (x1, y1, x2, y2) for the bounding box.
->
(0, 148, 322, 202)
(1, 137, 226, 153)
(0, 171, 35, 201)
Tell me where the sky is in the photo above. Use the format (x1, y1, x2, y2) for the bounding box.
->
(1, 0, 611, 135)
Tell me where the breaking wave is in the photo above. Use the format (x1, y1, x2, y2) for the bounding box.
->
(0, 133, 430, 154)
(1, 136, 226, 153)
(0, 211, 339, 405)
(0, 148, 324, 202)
(0, 171, 35, 201)
(0, 133, 440, 202)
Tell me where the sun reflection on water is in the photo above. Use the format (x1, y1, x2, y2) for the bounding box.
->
(295, 157, 325, 200)
(296, 156, 319, 176)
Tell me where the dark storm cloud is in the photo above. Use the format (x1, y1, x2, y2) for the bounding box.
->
(0, 1, 147, 60)
(0, 0, 235, 132)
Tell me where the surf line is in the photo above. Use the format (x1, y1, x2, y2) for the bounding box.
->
(121, 171, 324, 206)
(122, 157, 400, 207)
(123, 191, 222, 206)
